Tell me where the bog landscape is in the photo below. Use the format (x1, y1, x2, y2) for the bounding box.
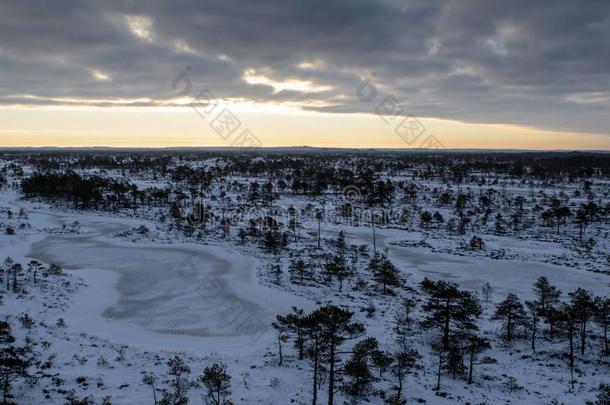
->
(1, 1, 609, 404)
(0, 150, 608, 404)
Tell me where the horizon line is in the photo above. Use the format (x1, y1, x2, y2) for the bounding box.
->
(1, 146, 609, 153)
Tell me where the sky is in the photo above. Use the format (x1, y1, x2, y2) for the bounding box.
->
(0, 0, 609, 150)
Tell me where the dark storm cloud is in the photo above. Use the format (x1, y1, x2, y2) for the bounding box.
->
(0, 0, 609, 135)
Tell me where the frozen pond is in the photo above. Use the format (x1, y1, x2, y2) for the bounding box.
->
(28, 217, 313, 351)
(328, 227, 610, 300)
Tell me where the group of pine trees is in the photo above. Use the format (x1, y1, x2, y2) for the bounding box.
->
(0, 321, 31, 405)
(0, 257, 66, 403)
(273, 304, 413, 405)
(0, 257, 59, 293)
(493, 277, 609, 375)
(142, 356, 232, 405)
(273, 274, 609, 404)
(13, 152, 610, 258)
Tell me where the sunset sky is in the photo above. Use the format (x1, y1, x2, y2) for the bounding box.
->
(1, 0, 609, 150)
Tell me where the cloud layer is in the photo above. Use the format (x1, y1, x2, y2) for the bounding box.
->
(1, 0, 609, 135)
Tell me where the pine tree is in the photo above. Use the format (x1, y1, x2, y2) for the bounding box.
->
(558, 302, 578, 374)
(262, 180, 274, 206)
(531, 271, 560, 344)
(2, 258, 13, 291)
(575, 207, 589, 243)
(532, 276, 561, 313)
(271, 317, 290, 366)
(391, 349, 418, 400)
(142, 374, 158, 405)
(49, 263, 62, 275)
(393, 298, 417, 351)
(593, 296, 610, 355)
(237, 227, 247, 244)
(169, 201, 182, 225)
(468, 236, 484, 250)
(544, 306, 562, 340)
(371, 349, 393, 378)
(10, 265, 20, 293)
(481, 282, 494, 303)
(303, 312, 323, 405)
(492, 294, 527, 342)
(315, 210, 323, 249)
(464, 334, 490, 384)
(289, 258, 307, 284)
(420, 211, 432, 229)
(248, 181, 260, 203)
(525, 300, 539, 352)
(431, 341, 445, 391)
(335, 231, 347, 255)
(27, 260, 41, 284)
(342, 337, 378, 398)
(367, 252, 381, 279)
(166, 355, 190, 405)
(569, 288, 594, 355)
(420, 278, 482, 350)
(0, 321, 30, 405)
(306, 305, 365, 405)
(370, 254, 399, 294)
(274, 307, 307, 361)
(594, 384, 610, 405)
(432, 211, 444, 229)
(200, 363, 232, 405)
(262, 230, 281, 255)
(445, 345, 464, 379)
(325, 254, 350, 291)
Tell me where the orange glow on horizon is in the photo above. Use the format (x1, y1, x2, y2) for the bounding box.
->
(0, 105, 608, 150)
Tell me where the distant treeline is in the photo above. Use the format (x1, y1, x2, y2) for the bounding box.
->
(3, 150, 609, 179)
(21, 172, 122, 209)
(20, 172, 170, 210)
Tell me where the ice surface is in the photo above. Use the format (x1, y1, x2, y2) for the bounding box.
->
(28, 216, 314, 353)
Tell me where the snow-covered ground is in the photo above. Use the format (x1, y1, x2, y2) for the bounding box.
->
(1, 190, 319, 404)
(1, 161, 609, 404)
